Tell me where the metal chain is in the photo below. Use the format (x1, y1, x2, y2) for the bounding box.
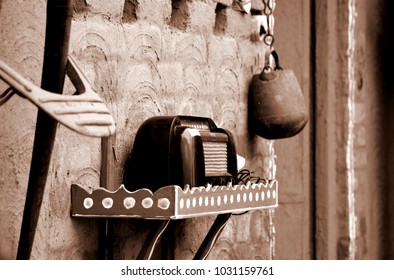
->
(262, 0, 276, 48)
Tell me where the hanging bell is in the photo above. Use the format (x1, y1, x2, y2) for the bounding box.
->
(249, 50, 308, 139)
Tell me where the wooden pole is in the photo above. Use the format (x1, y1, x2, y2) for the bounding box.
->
(17, 0, 73, 259)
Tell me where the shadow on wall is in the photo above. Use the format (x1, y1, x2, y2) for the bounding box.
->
(380, 0, 394, 260)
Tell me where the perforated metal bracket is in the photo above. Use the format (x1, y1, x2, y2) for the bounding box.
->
(71, 180, 278, 219)
(71, 180, 278, 260)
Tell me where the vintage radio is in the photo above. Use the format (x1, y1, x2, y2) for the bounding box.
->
(123, 115, 238, 192)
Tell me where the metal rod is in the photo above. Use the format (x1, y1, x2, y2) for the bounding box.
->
(193, 213, 232, 260)
(97, 219, 114, 260)
(98, 134, 117, 260)
(137, 220, 171, 260)
(16, 0, 73, 259)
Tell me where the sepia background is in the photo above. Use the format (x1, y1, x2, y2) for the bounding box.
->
(0, 0, 393, 260)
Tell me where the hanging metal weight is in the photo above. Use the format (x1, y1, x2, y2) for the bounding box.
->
(249, 50, 308, 139)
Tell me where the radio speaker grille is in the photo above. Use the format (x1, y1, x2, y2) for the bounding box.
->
(202, 141, 228, 176)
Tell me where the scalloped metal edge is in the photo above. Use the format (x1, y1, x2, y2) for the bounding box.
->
(71, 180, 278, 219)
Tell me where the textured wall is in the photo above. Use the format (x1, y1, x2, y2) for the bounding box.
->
(0, 0, 279, 259)
(271, 0, 312, 259)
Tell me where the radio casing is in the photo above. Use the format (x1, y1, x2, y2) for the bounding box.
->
(123, 115, 238, 192)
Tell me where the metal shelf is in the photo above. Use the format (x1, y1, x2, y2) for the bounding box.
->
(71, 180, 278, 220)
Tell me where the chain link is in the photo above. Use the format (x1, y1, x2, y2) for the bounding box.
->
(262, 0, 276, 47)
